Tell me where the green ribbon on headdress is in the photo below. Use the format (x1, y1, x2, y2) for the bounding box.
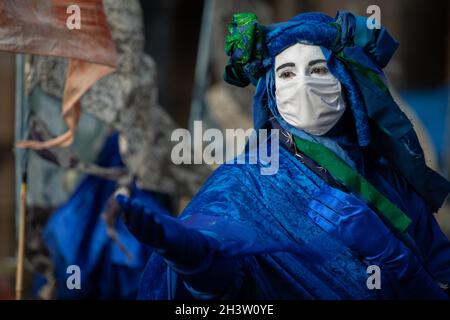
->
(224, 13, 267, 87)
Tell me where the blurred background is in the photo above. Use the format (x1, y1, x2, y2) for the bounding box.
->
(0, 0, 448, 299)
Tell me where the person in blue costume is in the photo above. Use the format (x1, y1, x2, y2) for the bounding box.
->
(116, 11, 450, 299)
(44, 133, 170, 299)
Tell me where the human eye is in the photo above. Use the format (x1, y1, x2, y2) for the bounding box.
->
(279, 70, 296, 80)
(310, 65, 329, 76)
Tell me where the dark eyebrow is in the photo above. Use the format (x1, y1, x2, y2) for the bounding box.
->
(308, 59, 327, 66)
(276, 62, 295, 72)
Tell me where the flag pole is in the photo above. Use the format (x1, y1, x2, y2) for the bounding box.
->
(14, 54, 28, 300)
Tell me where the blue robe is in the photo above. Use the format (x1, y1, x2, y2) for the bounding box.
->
(137, 11, 450, 300)
(138, 139, 450, 299)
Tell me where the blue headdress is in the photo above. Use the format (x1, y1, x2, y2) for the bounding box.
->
(224, 11, 450, 212)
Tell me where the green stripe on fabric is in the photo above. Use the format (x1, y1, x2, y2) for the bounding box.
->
(336, 51, 389, 93)
(294, 136, 411, 233)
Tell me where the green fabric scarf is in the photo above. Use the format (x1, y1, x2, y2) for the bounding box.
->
(294, 136, 411, 233)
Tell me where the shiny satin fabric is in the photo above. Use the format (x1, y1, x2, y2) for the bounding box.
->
(0, 0, 117, 149)
(138, 137, 450, 299)
(140, 140, 375, 299)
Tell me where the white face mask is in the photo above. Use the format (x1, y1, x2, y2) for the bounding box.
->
(275, 43, 346, 136)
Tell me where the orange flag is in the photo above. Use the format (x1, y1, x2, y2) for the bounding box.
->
(0, 0, 117, 149)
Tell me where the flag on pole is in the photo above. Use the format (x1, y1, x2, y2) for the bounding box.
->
(0, 0, 117, 149)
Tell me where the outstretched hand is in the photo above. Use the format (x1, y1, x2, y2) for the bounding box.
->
(115, 194, 219, 274)
(116, 194, 166, 246)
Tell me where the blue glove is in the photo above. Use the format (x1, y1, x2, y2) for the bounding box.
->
(116, 194, 221, 273)
(116, 194, 243, 298)
(307, 185, 448, 299)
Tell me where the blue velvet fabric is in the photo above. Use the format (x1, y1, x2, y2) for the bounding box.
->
(333, 13, 399, 69)
(138, 137, 450, 299)
(264, 13, 337, 57)
(43, 133, 164, 299)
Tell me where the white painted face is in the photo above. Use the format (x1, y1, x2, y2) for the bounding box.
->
(275, 43, 333, 82)
(274, 43, 346, 136)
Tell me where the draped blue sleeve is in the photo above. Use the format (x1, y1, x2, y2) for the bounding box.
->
(137, 135, 450, 300)
(139, 142, 378, 300)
